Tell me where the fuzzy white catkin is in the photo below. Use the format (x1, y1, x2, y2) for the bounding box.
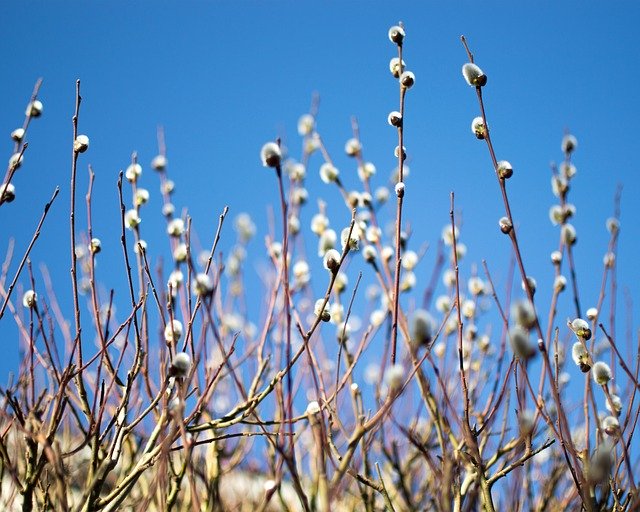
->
(89, 238, 101, 254)
(561, 224, 577, 245)
(402, 250, 418, 270)
(554, 275, 567, 292)
(388, 25, 405, 45)
(362, 245, 377, 263)
(311, 213, 328, 235)
(11, 128, 25, 141)
(370, 309, 386, 328)
(509, 326, 535, 359)
(606, 217, 619, 234)
(297, 114, 314, 136)
(511, 300, 536, 329)
(572, 342, 589, 366)
(340, 227, 359, 251)
(471, 117, 485, 138)
(400, 271, 416, 292)
(602, 416, 619, 435)
(521, 276, 537, 295)
(260, 142, 281, 168)
(306, 401, 321, 415)
(26, 100, 43, 117)
(400, 71, 415, 88)
(384, 364, 404, 391)
(163, 179, 175, 195)
(0, 183, 16, 203)
(74, 134, 90, 153)
(388, 111, 402, 127)
(171, 352, 191, 378)
(571, 318, 592, 340)
(193, 273, 213, 296)
(496, 160, 513, 179)
(314, 299, 330, 322)
(411, 309, 436, 346)
(344, 138, 361, 156)
(133, 239, 147, 254)
(164, 319, 183, 343)
(135, 188, 149, 206)
(125, 163, 142, 182)
(606, 394, 622, 414)
(319, 163, 339, 184)
(22, 290, 37, 309)
(592, 361, 612, 385)
(168, 270, 184, 290)
(358, 162, 376, 181)
(468, 277, 485, 296)
(293, 261, 311, 288)
(461, 63, 486, 86)
(167, 218, 185, 237)
(442, 224, 459, 246)
(435, 295, 451, 313)
(9, 153, 23, 170)
(389, 57, 405, 78)
(561, 134, 578, 154)
(124, 209, 141, 229)
(151, 154, 167, 171)
(318, 229, 337, 256)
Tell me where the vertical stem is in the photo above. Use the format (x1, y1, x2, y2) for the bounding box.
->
(70, 79, 93, 422)
(391, 40, 407, 365)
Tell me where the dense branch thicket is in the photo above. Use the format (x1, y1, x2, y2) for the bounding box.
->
(0, 24, 637, 512)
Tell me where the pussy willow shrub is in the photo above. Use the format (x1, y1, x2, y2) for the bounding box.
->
(0, 24, 637, 512)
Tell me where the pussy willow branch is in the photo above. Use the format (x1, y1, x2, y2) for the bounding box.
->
(391, 37, 407, 365)
(1, 78, 42, 202)
(116, 173, 144, 379)
(0, 187, 59, 320)
(448, 195, 495, 512)
(1, 142, 29, 208)
(11, 78, 43, 156)
(460, 36, 588, 508)
(608, 185, 622, 375)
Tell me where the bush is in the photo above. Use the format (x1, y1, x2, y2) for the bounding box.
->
(0, 23, 637, 512)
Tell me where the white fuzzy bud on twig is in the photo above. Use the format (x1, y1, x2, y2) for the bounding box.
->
(125, 163, 142, 183)
(499, 216, 512, 234)
(164, 319, 183, 344)
(496, 160, 513, 179)
(389, 57, 405, 78)
(151, 154, 167, 171)
(471, 117, 486, 139)
(26, 100, 43, 117)
(22, 290, 37, 309)
(74, 135, 90, 153)
(319, 163, 339, 184)
(89, 238, 101, 254)
(400, 71, 415, 89)
(572, 341, 591, 373)
(570, 318, 592, 341)
(260, 142, 281, 168)
(462, 63, 487, 86)
(592, 361, 612, 385)
(561, 134, 578, 154)
(11, 128, 25, 142)
(170, 352, 191, 378)
(0, 183, 16, 203)
(388, 25, 405, 45)
(388, 111, 402, 127)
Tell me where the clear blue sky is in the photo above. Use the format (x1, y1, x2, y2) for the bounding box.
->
(1, 2, 639, 391)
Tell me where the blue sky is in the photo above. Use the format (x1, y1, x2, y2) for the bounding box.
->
(1, 2, 639, 399)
